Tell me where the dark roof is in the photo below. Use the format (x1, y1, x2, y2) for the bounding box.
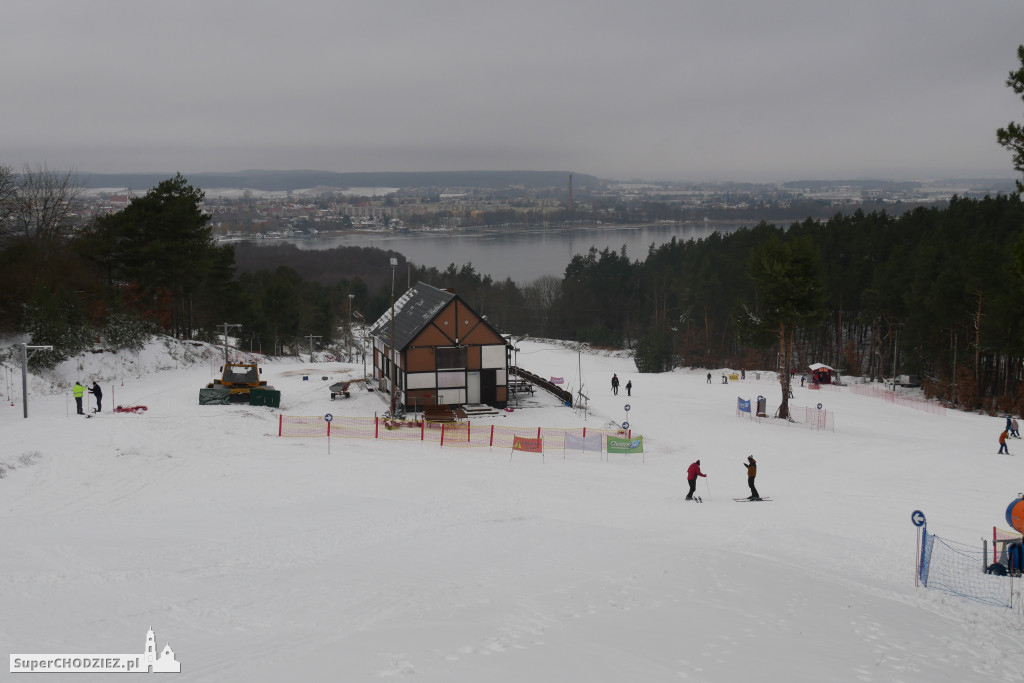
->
(369, 282, 455, 351)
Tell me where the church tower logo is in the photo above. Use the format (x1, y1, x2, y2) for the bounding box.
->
(144, 627, 181, 673)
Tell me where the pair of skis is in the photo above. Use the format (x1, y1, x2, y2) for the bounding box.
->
(686, 496, 772, 502)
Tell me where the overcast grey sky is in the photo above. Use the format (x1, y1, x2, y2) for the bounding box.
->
(3, 0, 1023, 181)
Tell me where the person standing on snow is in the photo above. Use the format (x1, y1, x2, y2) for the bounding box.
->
(89, 381, 103, 413)
(1013, 418, 1020, 438)
(706, 372, 712, 384)
(744, 455, 760, 500)
(686, 460, 706, 500)
(626, 380, 632, 397)
(999, 429, 1010, 455)
(72, 382, 86, 414)
(611, 374, 619, 396)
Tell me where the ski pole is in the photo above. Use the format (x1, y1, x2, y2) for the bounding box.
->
(704, 477, 711, 502)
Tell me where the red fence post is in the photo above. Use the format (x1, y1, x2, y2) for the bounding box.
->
(278, 414, 283, 437)
(490, 425, 494, 447)
(441, 424, 446, 447)
(375, 416, 379, 439)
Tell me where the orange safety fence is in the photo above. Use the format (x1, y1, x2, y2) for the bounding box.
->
(278, 415, 630, 452)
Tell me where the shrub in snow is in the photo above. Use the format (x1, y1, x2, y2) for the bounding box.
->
(22, 293, 93, 369)
(102, 312, 152, 353)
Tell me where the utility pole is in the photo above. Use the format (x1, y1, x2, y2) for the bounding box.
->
(390, 256, 398, 416)
(17, 343, 53, 418)
(348, 293, 355, 362)
(306, 334, 322, 363)
(217, 323, 242, 366)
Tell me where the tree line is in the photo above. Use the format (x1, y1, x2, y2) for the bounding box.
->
(3, 46, 1023, 414)
(2, 166, 1024, 413)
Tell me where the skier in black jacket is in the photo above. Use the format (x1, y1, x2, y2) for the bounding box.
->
(89, 381, 103, 413)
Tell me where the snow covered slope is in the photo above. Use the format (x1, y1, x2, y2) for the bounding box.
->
(1, 338, 1021, 681)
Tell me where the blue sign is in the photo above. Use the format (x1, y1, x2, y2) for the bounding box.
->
(624, 404, 631, 411)
(622, 421, 629, 430)
(324, 413, 333, 423)
(817, 403, 823, 410)
(737, 398, 751, 413)
(911, 510, 926, 527)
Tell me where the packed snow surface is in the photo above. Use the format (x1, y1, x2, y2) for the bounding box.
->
(2, 337, 1022, 681)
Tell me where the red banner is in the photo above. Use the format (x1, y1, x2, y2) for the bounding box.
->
(512, 436, 543, 453)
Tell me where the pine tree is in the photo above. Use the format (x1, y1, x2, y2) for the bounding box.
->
(739, 235, 825, 419)
(996, 44, 1024, 192)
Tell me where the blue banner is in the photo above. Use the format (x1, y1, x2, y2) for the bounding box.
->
(737, 397, 751, 413)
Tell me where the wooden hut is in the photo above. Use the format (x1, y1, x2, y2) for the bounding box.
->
(368, 282, 512, 410)
(808, 363, 837, 384)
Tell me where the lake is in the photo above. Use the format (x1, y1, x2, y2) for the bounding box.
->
(246, 222, 747, 283)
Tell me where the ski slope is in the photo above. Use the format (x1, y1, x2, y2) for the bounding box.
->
(1, 337, 1022, 681)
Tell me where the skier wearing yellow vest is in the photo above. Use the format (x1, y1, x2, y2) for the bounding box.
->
(72, 381, 85, 414)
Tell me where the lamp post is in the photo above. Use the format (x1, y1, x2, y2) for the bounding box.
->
(891, 323, 902, 392)
(389, 257, 398, 416)
(670, 327, 678, 371)
(348, 293, 355, 362)
(218, 322, 241, 366)
(512, 333, 529, 406)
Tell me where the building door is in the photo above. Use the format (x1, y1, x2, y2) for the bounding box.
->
(480, 369, 497, 405)
(467, 371, 480, 404)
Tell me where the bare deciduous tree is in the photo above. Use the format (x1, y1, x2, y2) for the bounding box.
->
(1, 164, 84, 259)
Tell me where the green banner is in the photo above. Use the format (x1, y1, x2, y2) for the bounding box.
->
(606, 435, 643, 454)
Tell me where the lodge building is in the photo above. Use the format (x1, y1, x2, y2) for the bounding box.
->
(368, 282, 512, 411)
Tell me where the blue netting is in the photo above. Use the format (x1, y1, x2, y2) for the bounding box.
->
(919, 529, 1012, 608)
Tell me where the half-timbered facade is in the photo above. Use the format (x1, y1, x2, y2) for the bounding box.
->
(368, 282, 512, 410)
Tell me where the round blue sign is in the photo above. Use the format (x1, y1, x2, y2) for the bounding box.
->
(324, 413, 333, 422)
(624, 404, 631, 411)
(911, 510, 926, 527)
(622, 421, 629, 430)
(817, 402, 823, 410)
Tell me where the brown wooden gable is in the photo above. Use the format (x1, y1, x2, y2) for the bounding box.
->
(407, 297, 507, 349)
(410, 322, 456, 347)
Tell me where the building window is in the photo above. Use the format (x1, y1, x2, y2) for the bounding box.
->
(436, 346, 467, 369)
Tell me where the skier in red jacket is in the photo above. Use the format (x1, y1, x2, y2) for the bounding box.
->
(686, 460, 706, 500)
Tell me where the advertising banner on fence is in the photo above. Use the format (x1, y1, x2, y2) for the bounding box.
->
(606, 435, 643, 454)
(512, 436, 543, 453)
(737, 397, 751, 413)
(565, 433, 603, 453)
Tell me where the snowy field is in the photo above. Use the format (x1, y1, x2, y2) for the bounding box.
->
(2, 337, 1023, 682)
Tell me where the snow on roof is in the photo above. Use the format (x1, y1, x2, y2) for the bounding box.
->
(808, 363, 836, 372)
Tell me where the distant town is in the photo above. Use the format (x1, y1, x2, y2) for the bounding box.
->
(78, 175, 1018, 240)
